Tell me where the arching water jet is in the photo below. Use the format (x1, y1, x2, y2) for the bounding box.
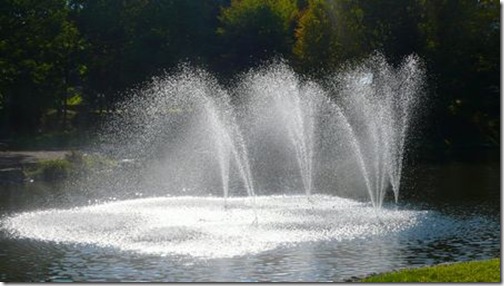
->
(68, 54, 425, 210)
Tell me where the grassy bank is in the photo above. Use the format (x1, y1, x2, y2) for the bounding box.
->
(24, 151, 117, 181)
(360, 258, 500, 282)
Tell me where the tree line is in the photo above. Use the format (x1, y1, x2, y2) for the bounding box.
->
(0, 0, 499, 148)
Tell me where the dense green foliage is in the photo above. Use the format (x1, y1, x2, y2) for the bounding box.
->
(0, 0, 499, 148)
(361, 258, 501, 282)
(0, 0, 85, 134)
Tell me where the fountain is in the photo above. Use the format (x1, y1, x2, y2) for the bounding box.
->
(84, 54, 424, 206)
(1, 53, 429, 260)
(0, 54, 500, 283)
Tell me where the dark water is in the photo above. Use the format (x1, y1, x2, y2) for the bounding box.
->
(0, 150, 500, 282)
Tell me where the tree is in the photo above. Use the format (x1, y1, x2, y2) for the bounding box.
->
(69, 0, 143, 112)
(417, 0, 500, 146)
(217, 0, 300, 74)
(72, 0, 224, 110)
(0, 0, 84, 135)
(125, 0, 224, 82)
(293, 0, 366, 74)
(359, 0, 423, 65)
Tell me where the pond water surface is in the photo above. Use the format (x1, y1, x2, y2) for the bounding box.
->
(0, 150, 500, 282)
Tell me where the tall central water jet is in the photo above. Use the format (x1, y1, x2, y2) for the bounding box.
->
(237, 63, 320, 196)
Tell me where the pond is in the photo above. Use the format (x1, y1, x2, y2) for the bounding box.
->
(0, 150, 500, 282)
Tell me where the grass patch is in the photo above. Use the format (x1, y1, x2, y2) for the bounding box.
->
(24, 151, 117, 181)
(360, 258, 500, 283)
(26, 158, 73, 181)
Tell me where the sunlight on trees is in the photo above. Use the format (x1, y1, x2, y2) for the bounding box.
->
(0, 0, 499, 147)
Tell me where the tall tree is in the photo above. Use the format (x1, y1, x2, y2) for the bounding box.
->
(72, 0, 224, 110)
(70, 0, 144, 111)
(217, 0, 299, 74)
(359, 0, 423, 65)
(417, 0, 500, 146)
(0, 0, 84, 135)
(293, 0, 366, 74)
(125, 0, 224, 81)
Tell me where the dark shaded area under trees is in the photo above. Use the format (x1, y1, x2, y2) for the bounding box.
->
(0, 0, 499, 151)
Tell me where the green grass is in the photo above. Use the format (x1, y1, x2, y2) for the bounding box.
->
(361, 258, 500, 282)
(24, 151, 118, 181)
(26, 158, 73, 180)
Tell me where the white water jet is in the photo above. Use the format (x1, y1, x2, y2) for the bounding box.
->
(93, 65, 257, 204)
(90, 54, 424, 208)
(328, 54, 425, 206)
(237, 62, 318, 196)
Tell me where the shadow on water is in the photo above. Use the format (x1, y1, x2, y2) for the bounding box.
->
(0, 182, 69, 214)
(400, 148, 500, 206)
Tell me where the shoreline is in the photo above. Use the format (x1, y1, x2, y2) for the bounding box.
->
(0, 150, 71, 184)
